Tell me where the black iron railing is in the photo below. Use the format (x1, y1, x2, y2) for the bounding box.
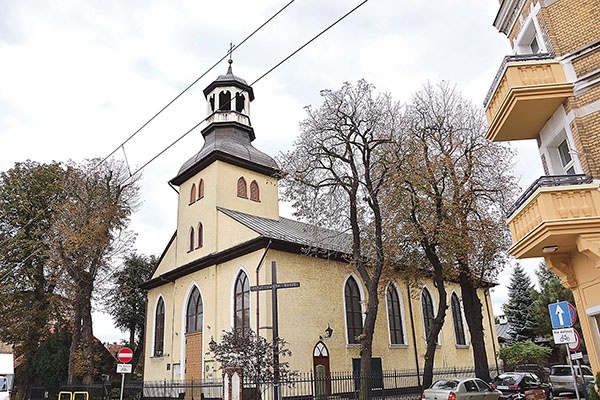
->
(483, 53, 555, 108)
(507, 174, 593, 217)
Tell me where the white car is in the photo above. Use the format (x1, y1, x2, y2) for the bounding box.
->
(549, 365, 594, 396)
(422, 377, 503, 400)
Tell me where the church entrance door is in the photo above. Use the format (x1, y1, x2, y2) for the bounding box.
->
(313, 341, 331, 399)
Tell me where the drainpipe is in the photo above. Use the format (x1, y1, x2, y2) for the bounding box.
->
(484, 288, 499, 375)
(407, 283, 422, 389)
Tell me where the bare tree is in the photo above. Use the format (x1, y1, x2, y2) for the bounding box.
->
(48, 159, 139, 384)
(279, 80, 402, 399)
(382, 82, 517, 386)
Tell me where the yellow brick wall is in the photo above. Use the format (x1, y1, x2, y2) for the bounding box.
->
(572, 48, 600, 77)
(545, 0, 600, 55)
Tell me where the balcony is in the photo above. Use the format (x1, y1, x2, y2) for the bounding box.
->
(484, 54, 574, 142)
(507, 175, 600, 258)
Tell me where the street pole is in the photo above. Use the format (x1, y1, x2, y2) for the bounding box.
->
(566, 344, 581, 400)
(271, 261, 280, 400)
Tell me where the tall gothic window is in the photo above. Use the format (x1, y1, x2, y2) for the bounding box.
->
(197, 222, 203, 248)
(345, 276, 363, 344)
(235, 93, 245, 113)
(250, 180, 260, 201)
(234, 271, 250, 335)
(198, 178, 205, 199)
(421, 288, 435, 339)
(451, 293, 467, 345)
(219, 90, 231, 111)
(190, 183, 196, 204)
(188, 227, 195, 252)
(186, 287, 203, 333)
(154, 297, 165, 357)
(386, 285, 405, 345)
(237, 177, 247, 198)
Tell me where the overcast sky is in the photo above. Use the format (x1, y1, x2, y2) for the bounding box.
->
(0, 0, 546, 343)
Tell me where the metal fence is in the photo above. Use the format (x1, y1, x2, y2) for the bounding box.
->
(28, 365, 503, 400)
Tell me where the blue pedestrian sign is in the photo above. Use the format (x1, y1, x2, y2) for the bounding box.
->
(549, 301, 577, 329)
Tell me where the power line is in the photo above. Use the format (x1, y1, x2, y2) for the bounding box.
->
(100, 0, 298, 165)
(124, 0, 371, 183)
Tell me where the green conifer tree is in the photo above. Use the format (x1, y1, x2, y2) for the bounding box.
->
(503, 264, 537, 342)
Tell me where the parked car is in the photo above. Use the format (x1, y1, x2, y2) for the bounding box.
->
(490, 372, 552, 400)
(548, 364, 594, 396)
(422, 377, 502, 400)
(514, 364, 550, 382)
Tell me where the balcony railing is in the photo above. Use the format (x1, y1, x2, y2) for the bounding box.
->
(483, 53, 556, 108)
(483, 53, 574, 142)
(508, 174, 593, 217)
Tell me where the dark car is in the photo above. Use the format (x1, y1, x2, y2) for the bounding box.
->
(490, 372, 552, 400)
(515, 364, 550, 383)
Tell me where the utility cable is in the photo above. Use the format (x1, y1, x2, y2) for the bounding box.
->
(100, 0, 298, 165)
(124, 0, 371, 184)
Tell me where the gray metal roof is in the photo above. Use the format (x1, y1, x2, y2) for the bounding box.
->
(175, 125, 279, 179)
(218, 207, 352, 255)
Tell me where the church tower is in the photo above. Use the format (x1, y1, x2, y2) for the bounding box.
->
(169, 60, 280, 267)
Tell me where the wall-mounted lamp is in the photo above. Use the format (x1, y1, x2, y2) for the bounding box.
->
(209, 336, 217, 349)
(324, 324, 333, 338)
(542, 245, 559, 254)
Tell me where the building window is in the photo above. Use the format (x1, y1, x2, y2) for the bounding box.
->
(451, 293, 467, 346)
(186, 287, 203, 333)
(154, 297, 165, 357)
(421, 288, 435, 339)
(190, 183, 197, 205)
(198, 179, 205, 199)
(345, 276, 363, 344)
(235, 93, 245, 113)
(237, 177, 247, 198)
(513, 5, 545, 55)
(219, 90, 231, 111)
(197, 222, 203, 248)
(250, 180, 260, 201)
(386, 285, 405, 345)
(234, 271, 250, 335)
(557, 139, 576, 174)
(188, 227, 194, 252)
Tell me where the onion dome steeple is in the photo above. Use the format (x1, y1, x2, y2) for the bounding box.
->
(170, 56, 279, 186)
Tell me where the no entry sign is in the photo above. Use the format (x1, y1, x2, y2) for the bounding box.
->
(117, 347, 133, 363)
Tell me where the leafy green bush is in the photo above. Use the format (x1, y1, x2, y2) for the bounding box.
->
(496, 340, 551, 366)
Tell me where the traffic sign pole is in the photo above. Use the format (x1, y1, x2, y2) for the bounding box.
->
(116, 347, 133, 400)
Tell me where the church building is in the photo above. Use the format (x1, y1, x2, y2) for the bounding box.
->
(142, 60, 500, 383)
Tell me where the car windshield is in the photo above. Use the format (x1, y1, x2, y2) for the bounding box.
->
(431, 380, 459, 390)
(581, 367, 593, 375)
(493, 375, 520, 385)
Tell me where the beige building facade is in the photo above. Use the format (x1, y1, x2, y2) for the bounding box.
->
(142, 62, 500, 384)
(485, 0, 600, 371)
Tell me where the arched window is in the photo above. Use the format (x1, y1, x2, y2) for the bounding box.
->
(188, 227, 195, 252)
(234, 271, 250, 335)
(198, 179, 205, 199)
(386, 285, 405, 345)
(451, 293, 467, 345)
(237, 177, 247, 198)
(209, 94, 215, 112)
(421, 288, 435, 339)
(154, 297, 165, 357)
(250, 180, 260, 201)
(190, 183, 196, 204)
(186, 287, 203, 333)
(197, 222, 203, 248)
(235, 93, 245, 113)
(219, 90, 231, 111)
(345, 276, 363, 344)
